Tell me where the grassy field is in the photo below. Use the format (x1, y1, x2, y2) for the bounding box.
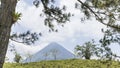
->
(3, 59, 120, 68)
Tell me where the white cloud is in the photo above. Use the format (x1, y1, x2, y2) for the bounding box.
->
(12, 0, 105, 51)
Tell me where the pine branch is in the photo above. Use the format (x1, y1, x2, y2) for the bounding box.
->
(77, 0, 120, 29)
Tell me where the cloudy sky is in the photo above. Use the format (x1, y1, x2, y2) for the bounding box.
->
(6, 0, 120, 62)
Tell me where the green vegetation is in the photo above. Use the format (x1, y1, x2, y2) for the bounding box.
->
(3, 59, 120, 68)
(75, 40, 103, 60)
(12, 12, 22, 23)
(14, 53, 22, 63)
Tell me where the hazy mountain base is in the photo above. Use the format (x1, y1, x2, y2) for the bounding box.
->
(3, 59, 120, 68)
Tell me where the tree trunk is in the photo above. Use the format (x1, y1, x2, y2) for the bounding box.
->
(0, 0, 17, 68)
(85, 55, 90, 60)
(85, 50, 91, 60)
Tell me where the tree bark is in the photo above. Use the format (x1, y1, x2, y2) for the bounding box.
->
(0, 0, 17, 68)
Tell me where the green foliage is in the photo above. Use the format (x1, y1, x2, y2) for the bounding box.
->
(76, 0, 120, 59)
(14, 53, 22, 63)
(9, 44, 22, 63)
(10, 31, 41, 45)
(33, 0, 72, 32)
(3, 59, 120, 68)
(99, 29, 120, 60)
(75, 40, 103, 59)
(100, 29, 120, 46)
(76, 0, 120, 30)
(12, 12, 22, 23)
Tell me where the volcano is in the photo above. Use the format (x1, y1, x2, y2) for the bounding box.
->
(23, 42, 75, 63)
